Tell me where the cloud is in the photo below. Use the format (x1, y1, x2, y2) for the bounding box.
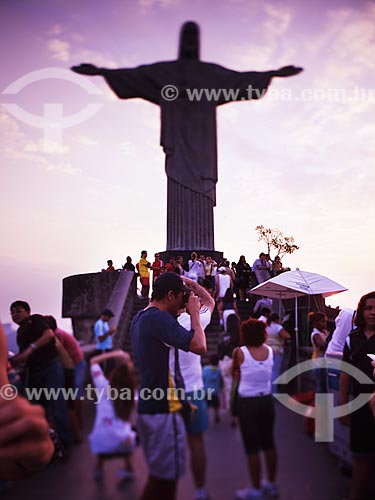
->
(70, 33, 85, 43)
(138, 0, 181, 11)
(224, 3, 294, 70)
(45, 162, 82, 175)
(4, 145, 50, 166)
(73, 48, 119, 69)
(0, 111, 73, 166)
(0, 108, 24, 144)
(47, 24, 63, 36)
(76, 135, 99, 146)
(263, 3, 293, 38)
(23, 139, 70, 154)
(306, 3, 374, 89)
(48, 39, 71, 62)
(0, 110, 52, 163)
(119, 141, 137, 157)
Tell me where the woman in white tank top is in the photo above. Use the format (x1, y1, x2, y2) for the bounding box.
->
(232, 318, 278, 500)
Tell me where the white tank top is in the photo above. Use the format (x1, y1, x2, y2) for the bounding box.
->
(238, 345, 273, 397)
(217, 273, 231, 298)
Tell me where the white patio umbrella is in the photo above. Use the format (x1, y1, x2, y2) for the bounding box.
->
(250, 269, 347, 388)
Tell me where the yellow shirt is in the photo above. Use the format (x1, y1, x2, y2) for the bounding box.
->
(138, 258, 150, 278)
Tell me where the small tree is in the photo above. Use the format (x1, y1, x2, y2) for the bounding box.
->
(255, 225, 299, 260)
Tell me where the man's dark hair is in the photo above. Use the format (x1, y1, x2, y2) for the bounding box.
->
(226, 314, 240, 347)
(267, 313, 280, 326)
(260, 307, 271, 317)
(308, 312, 326, 333)
(45, 315, 57, 330)
(151, 272, 189, 301)
(223, 288, 234, 303)
(209, 354, 219, 366)
(354, 291, 375, 329)
(241, 318, 266, 347)
(10, 300, 30, 312)
(107, 259, 113, 266)
(101, 308, 114, 318)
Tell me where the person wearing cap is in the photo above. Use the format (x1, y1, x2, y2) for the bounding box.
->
(130, 272, 207, 500)
(94, 309, 116, 352)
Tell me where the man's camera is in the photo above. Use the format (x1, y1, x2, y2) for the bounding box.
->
(183, 290, 193, 304)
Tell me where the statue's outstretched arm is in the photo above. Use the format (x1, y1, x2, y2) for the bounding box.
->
(71, 63, 102, 76)
(271, 65, 304, 78)
(71, 63, 159, 104)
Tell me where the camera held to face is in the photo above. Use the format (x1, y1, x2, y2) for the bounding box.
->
(183, 290, 192, 304)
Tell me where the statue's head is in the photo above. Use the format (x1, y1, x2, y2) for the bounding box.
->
(178, 21, 200, 60)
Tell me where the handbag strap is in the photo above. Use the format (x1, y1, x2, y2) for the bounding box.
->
(232, 347, 241, 381)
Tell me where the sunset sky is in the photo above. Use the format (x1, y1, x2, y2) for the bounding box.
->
(1, 0, 374, 331)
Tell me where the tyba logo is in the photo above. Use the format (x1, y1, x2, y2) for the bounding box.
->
(1, 67, 103, 151)
(273, 357, 373, 442)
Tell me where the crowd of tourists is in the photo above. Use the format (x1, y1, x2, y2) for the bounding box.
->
(1, 268, 375, 500)
(104, 250, 290, 301)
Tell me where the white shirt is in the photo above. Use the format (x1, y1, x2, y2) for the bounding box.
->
(253, 298, 273, 314)
(216, 273, 231, 298)
(169, 307, 211, 392)
(89, 364, 136, 454)
(325, 308, 354, 356)
(266, 322, 284, 354)
(238, 345, 273, 397)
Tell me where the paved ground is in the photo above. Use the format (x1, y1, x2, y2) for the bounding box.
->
(1, 400, 351, 500)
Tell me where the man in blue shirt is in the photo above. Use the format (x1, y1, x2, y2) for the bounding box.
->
(94, 309, 115, 351)
(131, 272, 206, 500)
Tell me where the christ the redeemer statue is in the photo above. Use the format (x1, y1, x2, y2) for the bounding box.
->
(72, 21, 302, 252)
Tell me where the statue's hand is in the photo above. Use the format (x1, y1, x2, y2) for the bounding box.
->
(71, 63, 100, 76)
(274, 65, 303, 77)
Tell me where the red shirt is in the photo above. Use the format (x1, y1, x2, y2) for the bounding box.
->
(152, 259, 164, 278)
(55, 328, 84, 365)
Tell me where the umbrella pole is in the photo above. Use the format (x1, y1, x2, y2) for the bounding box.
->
(295, 294, 301, 392)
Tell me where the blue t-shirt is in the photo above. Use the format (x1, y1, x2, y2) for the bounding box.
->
(202, 365, 223, 395)
(94, 319, 112, 350)
(131, 306, 194, 414)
